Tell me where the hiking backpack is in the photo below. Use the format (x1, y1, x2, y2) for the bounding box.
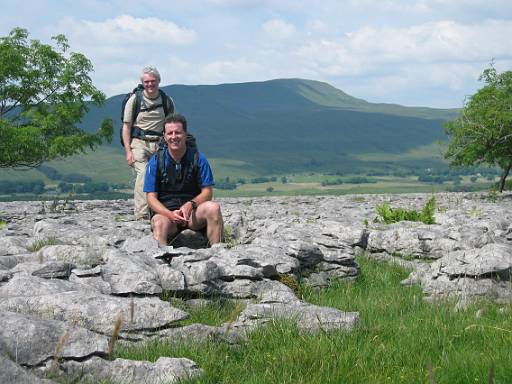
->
(148, 144, 201, 217)
(119, 84, 175, 147)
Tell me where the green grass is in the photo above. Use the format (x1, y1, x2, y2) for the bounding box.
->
(114, 257, 512, 383)
(168, 296, 245, 327)
(354, 142, 447, 162)
(26, 237, 59, 252)
(214, 178, 491, 198)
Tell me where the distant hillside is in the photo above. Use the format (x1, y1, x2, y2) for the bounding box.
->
(79, 78, 458, 175)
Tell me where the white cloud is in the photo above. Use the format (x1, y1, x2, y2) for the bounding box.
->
(59, 14, 196, 48)
(52, 14, 198, 92)
(261, 19, 296, 40)
(344, 19, 512, 63)
(198, 59, 263, 83)
(292, 19, 512, 81)
(346, 0, 432, 14)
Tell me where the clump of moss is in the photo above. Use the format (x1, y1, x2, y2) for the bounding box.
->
(278, 273, 301, 296)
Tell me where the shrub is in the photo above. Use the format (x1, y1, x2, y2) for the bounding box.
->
(376, 196, 436, 224)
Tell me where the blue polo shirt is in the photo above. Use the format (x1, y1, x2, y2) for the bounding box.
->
(144, 149, 215, 193)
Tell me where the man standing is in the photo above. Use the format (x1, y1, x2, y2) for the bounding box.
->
(144, 114, 223, 246)
(122, 67, 174, 220)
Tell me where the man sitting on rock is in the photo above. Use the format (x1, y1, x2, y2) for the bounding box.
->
(143, 113, 223, 246)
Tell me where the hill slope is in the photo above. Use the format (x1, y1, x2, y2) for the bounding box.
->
(80, 78, 457, 175)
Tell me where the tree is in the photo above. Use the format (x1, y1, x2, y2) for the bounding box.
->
(444, 63, 512, 192)
(0, 28, 113, 168)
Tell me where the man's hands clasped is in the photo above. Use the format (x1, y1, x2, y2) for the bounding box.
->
(167, 201, 195, 227)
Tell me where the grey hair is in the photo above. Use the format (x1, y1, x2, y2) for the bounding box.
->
(140, 66, 161, 82)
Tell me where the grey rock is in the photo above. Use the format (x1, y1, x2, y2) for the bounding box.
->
(218, 279, 259, 299)
(303, 271, 331, 288)
(256, 280, 300, 304)
(0, 236, 28, 256)
(121, 234, 164, 254)
(36, 245, 104, 268)
(228, 243, 300, 275)
(0, 292, 188, 334)
(157, 265, 186, 292)
(234, 302, 359, 332)
(0, 253, 38, 270)
(169, 254, 222, 295)
(146, 323, 242, 345)
(171, 229, 209, 249)
(51, 356, 202, 384)
(0, 270, 12, 282)
(9, 262, 50, 277)
(71, 265, 102, 277)
(437, 243, 512, 278)
(316, 261, 359, 281)
(423, 275, 512, 304)
(69, 274, 112, 294)
(32, 262, 74, 279)
(0, 275, 92, 297)
(0, 355, 57, 384)
(0, 310, 109, 366)
(101, 249, 162, 295)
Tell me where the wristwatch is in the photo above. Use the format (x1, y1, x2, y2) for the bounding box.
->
(189, 200, 198, 211)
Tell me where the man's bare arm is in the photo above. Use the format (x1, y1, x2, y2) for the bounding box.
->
(123, 122, 135, 166)
(180, 186, 213, 220)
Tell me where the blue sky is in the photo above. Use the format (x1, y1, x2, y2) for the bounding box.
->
(1, 0, 511, 108)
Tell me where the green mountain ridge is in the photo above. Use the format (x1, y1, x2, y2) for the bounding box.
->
(4, 78, 460, 185)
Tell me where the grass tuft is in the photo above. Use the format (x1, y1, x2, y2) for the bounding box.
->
(108, 312, 123, 357)
(27, 237, 58, 252)
(223, 226, 238, 248)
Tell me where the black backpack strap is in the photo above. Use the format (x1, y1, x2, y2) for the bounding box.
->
(131, 85, 144, 125)
(156, 146, 167, 193)
(159, 89, 175, 117)
(186, 146, 201, 189)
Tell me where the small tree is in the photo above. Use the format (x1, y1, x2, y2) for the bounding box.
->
(444, 63, 512, 192)
(0, 28, 113, 168)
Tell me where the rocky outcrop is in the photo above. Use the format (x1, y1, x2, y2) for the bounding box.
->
(0, 196, 362, 382)
(1, 192, 511, 381)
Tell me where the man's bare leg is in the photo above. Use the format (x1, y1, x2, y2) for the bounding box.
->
(151, 214, 178, 245)
(189, 201, 223, 245)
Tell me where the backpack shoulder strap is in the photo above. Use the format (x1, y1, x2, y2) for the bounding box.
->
(190, 149, 201, 188)
(132, 86, 144, 124)
(159, 89, 175, 117)
(156, 146, 167, 192)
